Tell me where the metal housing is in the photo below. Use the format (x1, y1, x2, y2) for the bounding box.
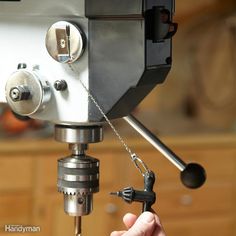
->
(0, 0, 174, 125)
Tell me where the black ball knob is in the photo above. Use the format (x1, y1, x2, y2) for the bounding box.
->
(181, 163, 206, 189)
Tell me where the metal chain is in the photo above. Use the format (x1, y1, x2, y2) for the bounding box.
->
(69, 64, 150, 176)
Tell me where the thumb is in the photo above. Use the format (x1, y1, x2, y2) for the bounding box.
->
(124, 212, 155, 236)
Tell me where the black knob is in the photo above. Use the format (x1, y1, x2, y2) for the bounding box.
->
(54, 80, 68, 91)
(180, 163, 206, 189)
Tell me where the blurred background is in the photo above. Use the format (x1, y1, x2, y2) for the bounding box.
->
(0, 0, 236, 235)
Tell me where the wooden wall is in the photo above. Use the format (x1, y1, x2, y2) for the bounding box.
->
(138, 0, 236, 135)
(0, 136, 235, 236)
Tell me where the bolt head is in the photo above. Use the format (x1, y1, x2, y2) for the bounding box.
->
(17, 63, 27, 70)
(9, 86, 30, 102)
(54, 80, 68, 91)
(10, 88, 20, 101)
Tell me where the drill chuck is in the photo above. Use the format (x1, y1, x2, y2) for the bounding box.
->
(58, 154, 99, 216)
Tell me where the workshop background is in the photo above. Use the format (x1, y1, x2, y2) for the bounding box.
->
(0, 0, 236, 235)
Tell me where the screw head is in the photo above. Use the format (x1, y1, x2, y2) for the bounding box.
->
(77, 197, 84, 205)
(54, 80, 68, 91)
(17, 63, 27, 70)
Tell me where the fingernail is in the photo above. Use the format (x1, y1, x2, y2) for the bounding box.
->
(141, 212, 155, 223)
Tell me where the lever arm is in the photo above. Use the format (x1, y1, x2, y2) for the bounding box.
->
(124, 115, 206, 189)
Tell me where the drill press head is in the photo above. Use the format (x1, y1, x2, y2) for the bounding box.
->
(1, 0, 175, 124)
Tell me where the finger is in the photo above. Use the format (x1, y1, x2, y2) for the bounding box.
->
(124, 212, 155, 236)
(152, 227, 166, 236)
(152, 214, 166, 236)
(110, 230, 127, 236)
(150, 210, 165, 229)
(153, 213, 162, 226)
(123, 213, 138, 229)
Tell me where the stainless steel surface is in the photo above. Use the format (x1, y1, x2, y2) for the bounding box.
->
(55, 126, 103, 143)
(46, 21, 85, 64)
(69, 143, 88, 156)
(75, 216, 82, 236)
(64, 194, 93, 216)
(124, 115, 186, 171)
(5, 70, 51, 116)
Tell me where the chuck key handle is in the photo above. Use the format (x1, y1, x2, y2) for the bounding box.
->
(111, 171, 156, 212)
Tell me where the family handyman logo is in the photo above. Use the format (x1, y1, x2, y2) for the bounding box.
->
(4, 225, 41, 233)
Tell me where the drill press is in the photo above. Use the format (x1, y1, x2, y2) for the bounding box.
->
(0, 1, 205, 235)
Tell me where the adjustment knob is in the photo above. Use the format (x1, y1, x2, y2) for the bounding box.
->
(45, 21, 85, 64)
(181, 163, 206, 189)
(5, 70, 51, 116)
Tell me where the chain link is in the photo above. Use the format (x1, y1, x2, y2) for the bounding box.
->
(69, 65, 150, 176)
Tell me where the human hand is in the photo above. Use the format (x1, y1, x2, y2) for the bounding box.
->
(110, 211, 166, 236)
